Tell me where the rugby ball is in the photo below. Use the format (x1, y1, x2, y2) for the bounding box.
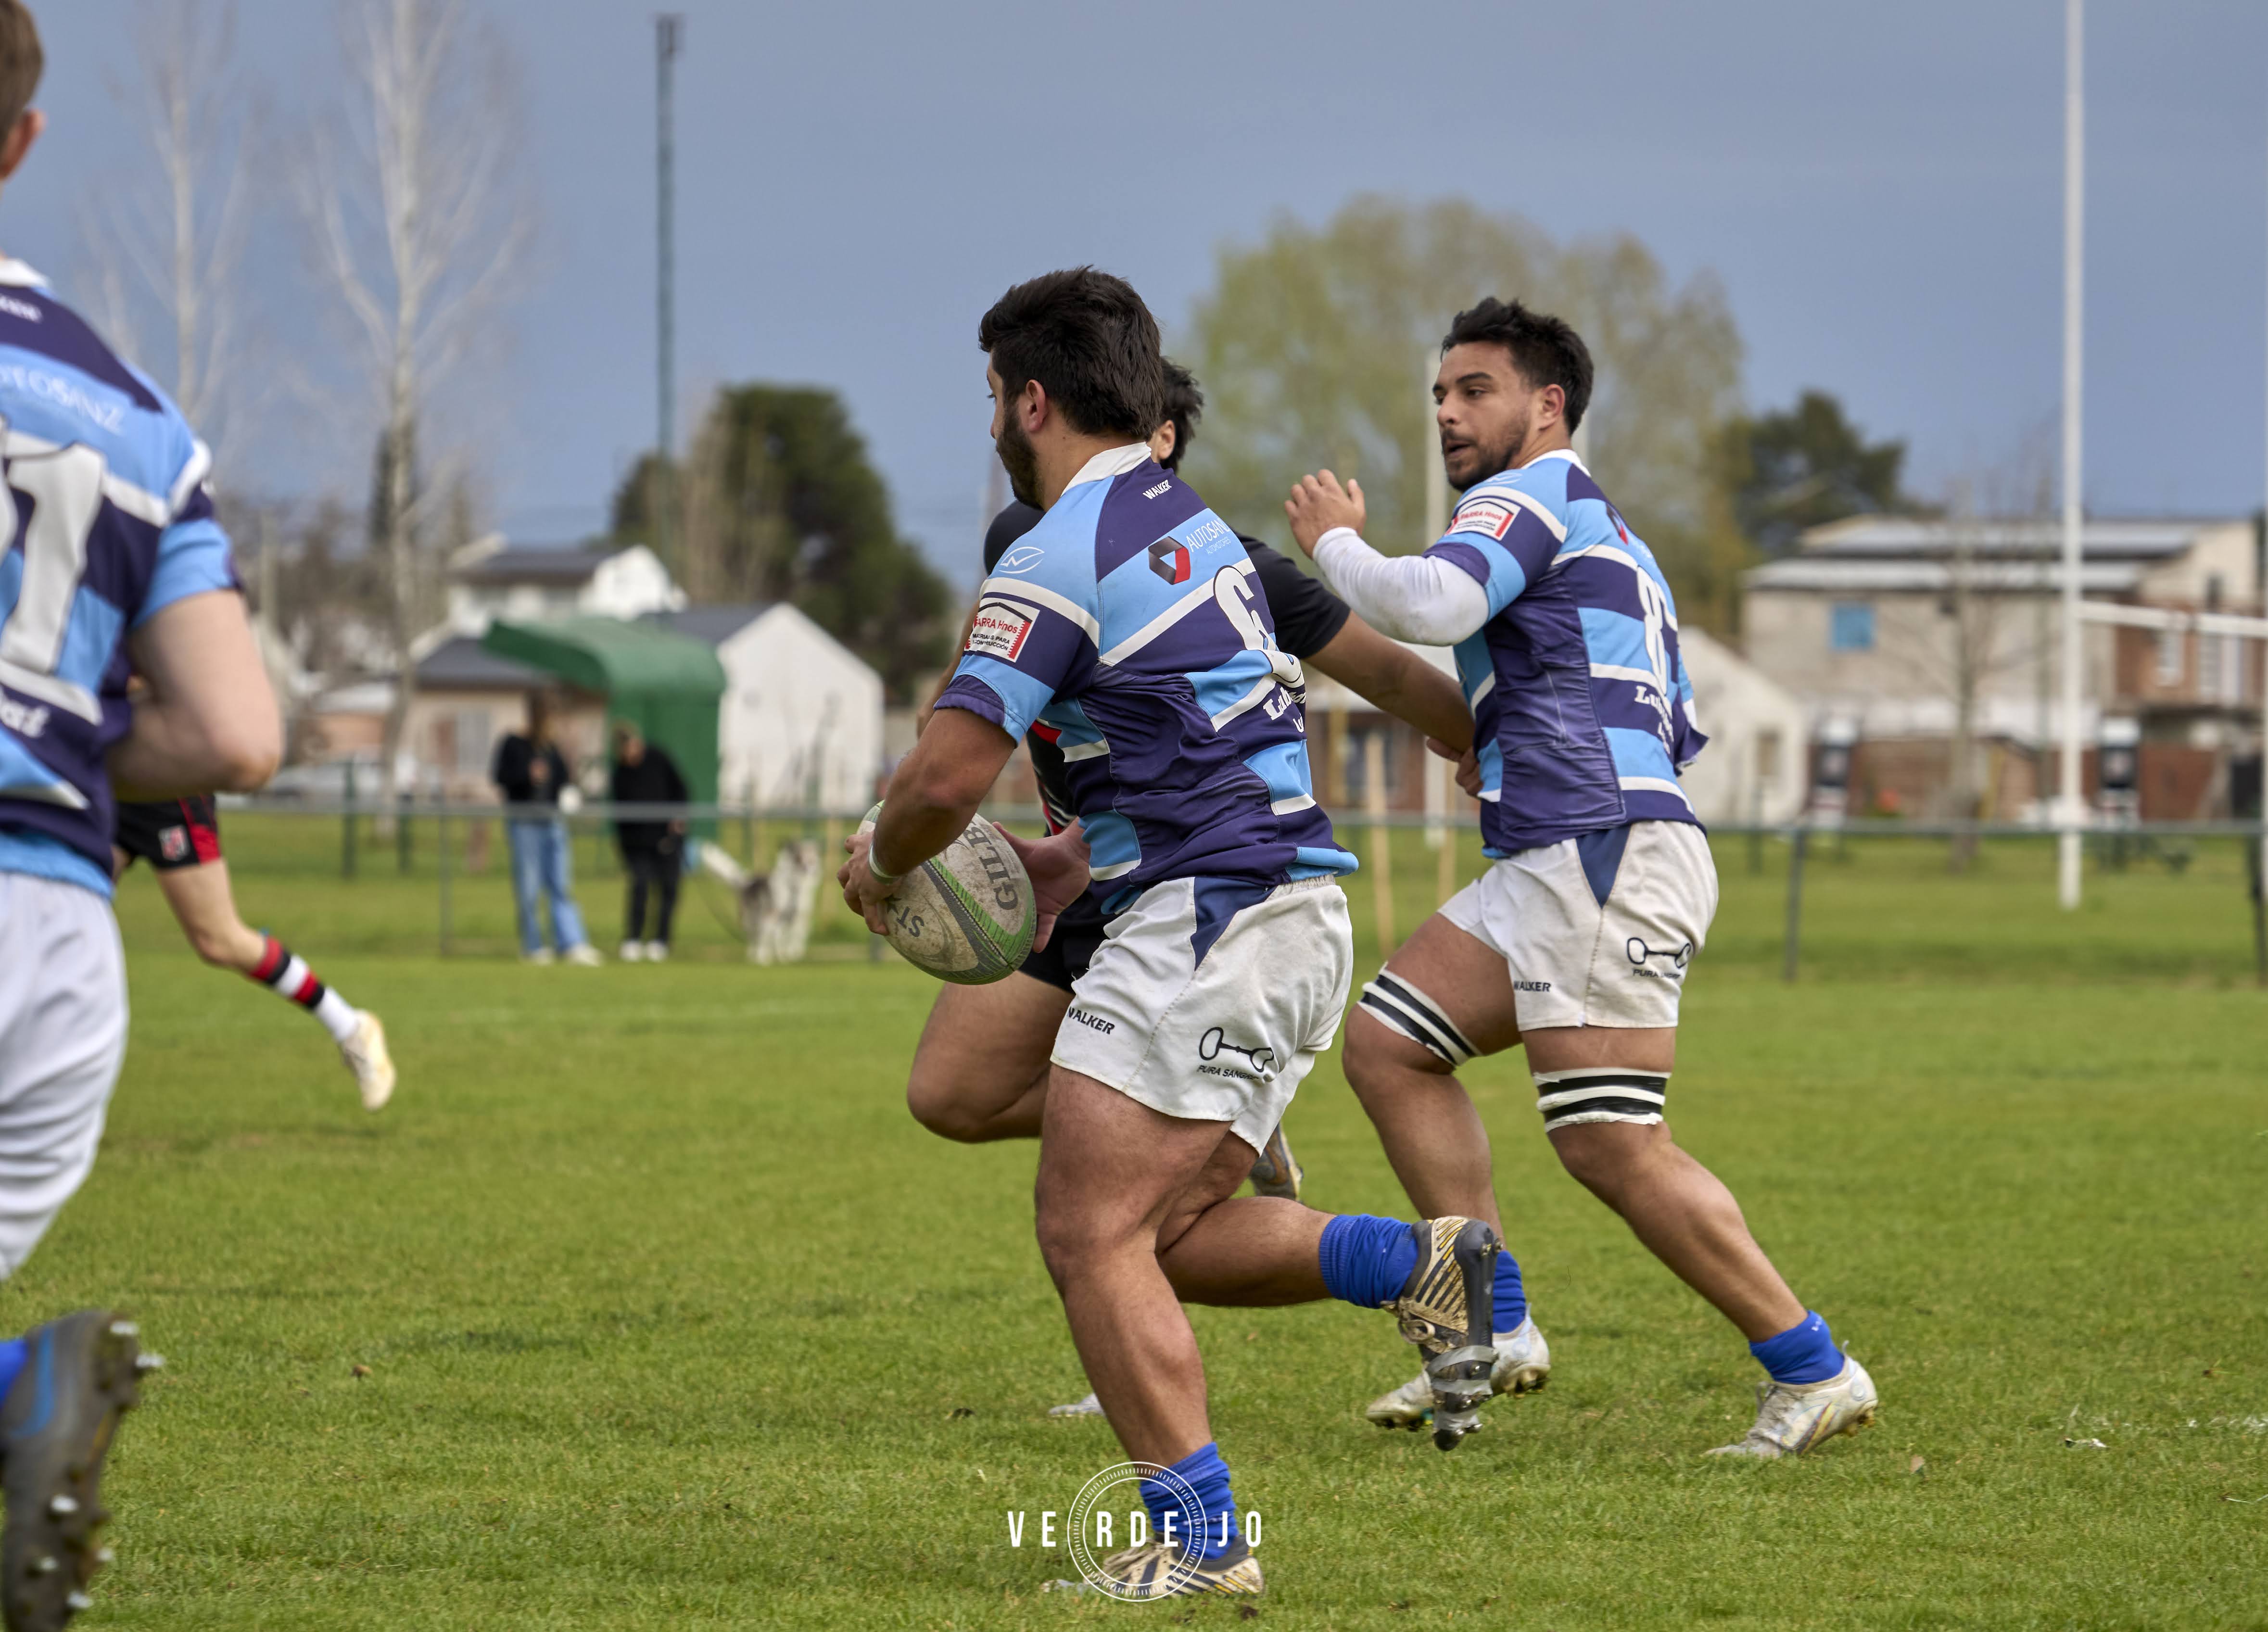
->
(856, 804, 1037, 984)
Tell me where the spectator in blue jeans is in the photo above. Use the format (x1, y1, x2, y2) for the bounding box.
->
(490, 693, 601, 965)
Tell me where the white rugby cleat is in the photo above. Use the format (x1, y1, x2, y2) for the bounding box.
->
(1705, 1355, 1879, 1459)
(338, 1012, 396, 1112)
(1366, 1315, 1550, 1430)
(1047, 1391, 1105, 1419)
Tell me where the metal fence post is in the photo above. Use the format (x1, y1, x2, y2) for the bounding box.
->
(1782, 825, 1809, 983)
(342, 762, 358, 880)
(2247, 831, 2266, 990)
(438, 810, 453, 957)
(397, 794, 413, 873)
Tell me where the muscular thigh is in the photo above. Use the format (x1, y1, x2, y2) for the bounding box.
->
(1036, 1066, 1240, 1246)
(907, 972, 1069, 1108)
(1351, 909, 1526, 1070)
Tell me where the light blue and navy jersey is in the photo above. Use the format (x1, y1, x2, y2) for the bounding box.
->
(0, 262, 240, 897)
(1428, 449, 1706, 858)
(935, 445, 1356, 908)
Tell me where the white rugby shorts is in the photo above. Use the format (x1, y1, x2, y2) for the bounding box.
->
(0, 872, 127, 1277)
(1442, 820, 1719, 1031)
(1052, 875, 1353, 1152)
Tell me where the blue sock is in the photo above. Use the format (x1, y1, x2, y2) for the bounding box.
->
(1141, 1442, 1240, 1560)
(1318, 1215, 1420, 1310)
(1492, 1249, 1526, 1336)
(1750, 1310, 1843, 1385)
(0, 1337, 25, 1403)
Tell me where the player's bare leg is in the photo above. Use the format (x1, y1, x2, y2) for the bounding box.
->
(1529, 1028, 1802, 1342)
(152, 861, 394, 1112)
(905, 975, 1066, 1143)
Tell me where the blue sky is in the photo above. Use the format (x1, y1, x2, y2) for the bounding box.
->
(10, 0, 2267, 587)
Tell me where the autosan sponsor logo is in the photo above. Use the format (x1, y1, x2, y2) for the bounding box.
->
(1007, 1460, 1262, 1601)
(965, 599, 1036, 662)
(0, 691, 51, 738)
(0, 365, 126, 434)
(994, 544, 1046, 576)
(1148, 537, 1191, 585)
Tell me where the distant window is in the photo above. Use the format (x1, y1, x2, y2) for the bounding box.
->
(1829, 602, 1875, 652)
(1756, 730, 1783, 785)
(2154, 630, 2185, 686)
(454, 708, 493, 776)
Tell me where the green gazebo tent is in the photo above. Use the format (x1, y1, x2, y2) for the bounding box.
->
(480, 616, 726, 835)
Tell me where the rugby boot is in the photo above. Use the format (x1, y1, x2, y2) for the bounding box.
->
(1246, 1122, 1303, 1201)
(1367, 1314, 1550, 1430)
(1, 1313, 154, 1632)
(1389, 1217, 1500, 1451)
(1044, 1537, 1264, 1598)
(1705, 1355, 1879, 1459)
(338, 1011, 396, 1112)
(1046, 1391, 1104, 1419)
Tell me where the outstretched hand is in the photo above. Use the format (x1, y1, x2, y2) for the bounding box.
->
(998, 825, 1091, 953)
(1284, 470, 1366, 557)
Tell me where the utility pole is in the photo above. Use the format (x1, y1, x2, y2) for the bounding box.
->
(2056, 0, 2086, 909)
(655, 14, 684, 561)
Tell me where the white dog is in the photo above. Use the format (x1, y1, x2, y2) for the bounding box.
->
(697, 839, 824, 964)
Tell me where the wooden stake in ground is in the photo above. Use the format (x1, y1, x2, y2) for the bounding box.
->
(1366, 731, 1394, 956)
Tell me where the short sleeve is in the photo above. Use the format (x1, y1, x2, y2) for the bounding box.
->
(1245, 539, 1350, 659)
(1422, 485, 1564, 619)
(933, 555, 1101, 742)
(134, 480, 241, 627)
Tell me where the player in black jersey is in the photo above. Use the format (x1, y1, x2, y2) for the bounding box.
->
(904, 362, 1472, 1188)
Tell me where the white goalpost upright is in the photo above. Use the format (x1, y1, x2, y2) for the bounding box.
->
(2057, 0, 2088, 910)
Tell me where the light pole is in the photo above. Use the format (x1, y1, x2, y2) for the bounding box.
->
(657, 14, 683, 466)
(2056, 0, 2087, 909)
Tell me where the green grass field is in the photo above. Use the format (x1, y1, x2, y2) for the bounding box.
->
(19, 820, 2265, 1628)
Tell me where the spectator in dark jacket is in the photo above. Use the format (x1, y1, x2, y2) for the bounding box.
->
(491, 692, 599, 965)
(610, 721, 688, 962)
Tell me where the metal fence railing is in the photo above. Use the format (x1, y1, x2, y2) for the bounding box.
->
(195, 798, 2268, 986)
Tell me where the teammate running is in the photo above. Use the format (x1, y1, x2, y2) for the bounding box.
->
(909, 361, 1492, 1420)
(113, 796, 394, 1112)
(845, 269, 1509, 1599)
(0, 6, 282, 1621)
(1285, 296, 1878, 1459)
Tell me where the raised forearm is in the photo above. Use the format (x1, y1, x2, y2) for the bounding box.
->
(1311, 528, 1489, 646)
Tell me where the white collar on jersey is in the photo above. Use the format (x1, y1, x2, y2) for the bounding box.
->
(1065, 443, 1153, 490)
(0, 259, 47, 288)
(1520, 446, 1591, 475)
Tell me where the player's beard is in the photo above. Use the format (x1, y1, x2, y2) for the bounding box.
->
(1445, 405, 1530, 492)
(996, 415, 1043, 510)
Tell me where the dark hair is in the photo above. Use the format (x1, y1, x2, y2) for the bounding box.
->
(1157, 359, 1204, 471)
(978, 267, 1165, 441)
(1443, 297, 1593, 432)
(0, 2, 40, 138)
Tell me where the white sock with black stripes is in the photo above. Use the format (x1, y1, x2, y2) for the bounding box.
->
(1531, 1066, 1669, 1131)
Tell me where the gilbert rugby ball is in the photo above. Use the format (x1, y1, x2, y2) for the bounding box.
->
(857, 804, 1037, 984)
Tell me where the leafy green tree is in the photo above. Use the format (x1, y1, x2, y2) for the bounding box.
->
(1178, 195, 1751, 630)
(1721, 390, 1914, 557)
(611, 386, 950, 701)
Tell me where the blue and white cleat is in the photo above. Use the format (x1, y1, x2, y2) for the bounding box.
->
(1, 1312, 153, 1632)
(1367, 1314, 1550, 1430)
(1389, 1217, 1500, 1451)
(1705, 1355, 1880, 1459)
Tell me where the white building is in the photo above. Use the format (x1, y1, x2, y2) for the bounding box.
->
(644, 605, 885, 811)
(1676, 627, 1810, 826)
(444, 538, 684, 634)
